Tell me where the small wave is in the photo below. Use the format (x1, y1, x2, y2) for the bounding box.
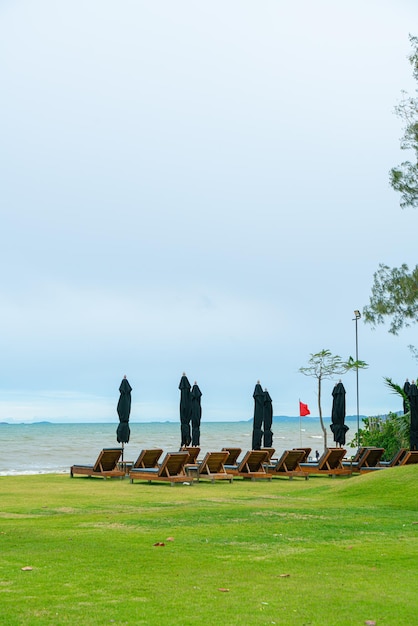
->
(0, 469, 68, 476)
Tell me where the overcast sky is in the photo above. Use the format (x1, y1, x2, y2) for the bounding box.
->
(1, 1, 418, 423)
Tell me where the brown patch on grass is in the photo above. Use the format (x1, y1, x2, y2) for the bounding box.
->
(0, 512, 39, 519)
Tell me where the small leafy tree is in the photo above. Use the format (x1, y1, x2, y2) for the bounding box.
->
(389, 34, 418, 209)
(384, 376, 409, 412)
(364, 35, 418, 347)
(299, 349, 367, 450)
(363, 263, 418, 335)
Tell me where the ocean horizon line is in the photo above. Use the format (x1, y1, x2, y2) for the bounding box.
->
(0, 414, 365, 426)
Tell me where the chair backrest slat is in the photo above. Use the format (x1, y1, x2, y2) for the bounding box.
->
(222, 447, 242, 465)
(275, 449, 304, 472)
(159, 452, 189, 477)
(319, 448, 346, 470)
(358, 448, 384, 468)
(260, 448, 275, 462)
(200, 451, 229, 474)
(134, 449, 163, 469)
(293, 447, 311, 462)
(401, 450, 418, 465)
(182, 447, 200, 463)
(238, 450, 269, 473)
(93, 449, 122, 472)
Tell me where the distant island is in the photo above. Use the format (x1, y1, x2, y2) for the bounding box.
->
(0, 421, 52, 425)
(0, 415, 384, 425)
(271, 415, 366, 422)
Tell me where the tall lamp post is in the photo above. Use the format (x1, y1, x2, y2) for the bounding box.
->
(353, 310, 361, 448)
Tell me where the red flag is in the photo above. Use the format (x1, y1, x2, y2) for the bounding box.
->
(299, 401, 310, 417)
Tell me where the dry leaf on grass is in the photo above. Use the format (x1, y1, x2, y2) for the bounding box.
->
(21, 566, 33, 571)
(166, 537, 174, 541)
(218, 588, 229, 592)
(279, 573, 290, 578)
(365, 621, 376, 625)
(153, 542, 165, 547)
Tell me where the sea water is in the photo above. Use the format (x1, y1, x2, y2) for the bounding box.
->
(0, 417, 357, 475)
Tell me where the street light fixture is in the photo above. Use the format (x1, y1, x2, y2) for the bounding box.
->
(353, 310, 361, 448)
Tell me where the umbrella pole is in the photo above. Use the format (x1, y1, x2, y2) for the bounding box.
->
(122, 442, 124, 463)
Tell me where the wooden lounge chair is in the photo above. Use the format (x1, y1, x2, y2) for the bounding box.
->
(269, 449, 308, 479)
(292, 447, 312, 462)
(380, 448, 408, 467)
(398, 450, 418, 465)
(195, 451, 233, 483)
(222, 447, 242, 466)
(347, 447, 368, 463)
(132, 448, 163, 469)
(343, 447, 385, 473)
(129, 452, 192, 485)
(181, 446, 201, 465)
(300, 448, 352, 477)
(227, 450, 271, 480)
(70, 448, 125, 479)
(344, 446, 385, 464)
(261, 447, 276, 462)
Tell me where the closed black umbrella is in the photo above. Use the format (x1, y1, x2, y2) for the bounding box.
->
(116, 376, 132, 461)
(179, 373, 192, 447)
(263, 389, 273, 448)
(408, 382, 418, 450)
(252, 381, 264, 450)
(403, 379, 411, 415)
(190, 382, 202, 446)
(330, 381, 349, 447)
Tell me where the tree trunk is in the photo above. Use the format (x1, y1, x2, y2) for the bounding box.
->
(318, 377, 327, 451)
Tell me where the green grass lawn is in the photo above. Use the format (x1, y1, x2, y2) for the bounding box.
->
(0, 467, 417, 625)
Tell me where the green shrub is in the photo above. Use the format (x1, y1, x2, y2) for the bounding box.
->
(352, 411, 410, 459)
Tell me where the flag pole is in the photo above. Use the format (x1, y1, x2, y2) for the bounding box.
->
(299, 399, 302, 447)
